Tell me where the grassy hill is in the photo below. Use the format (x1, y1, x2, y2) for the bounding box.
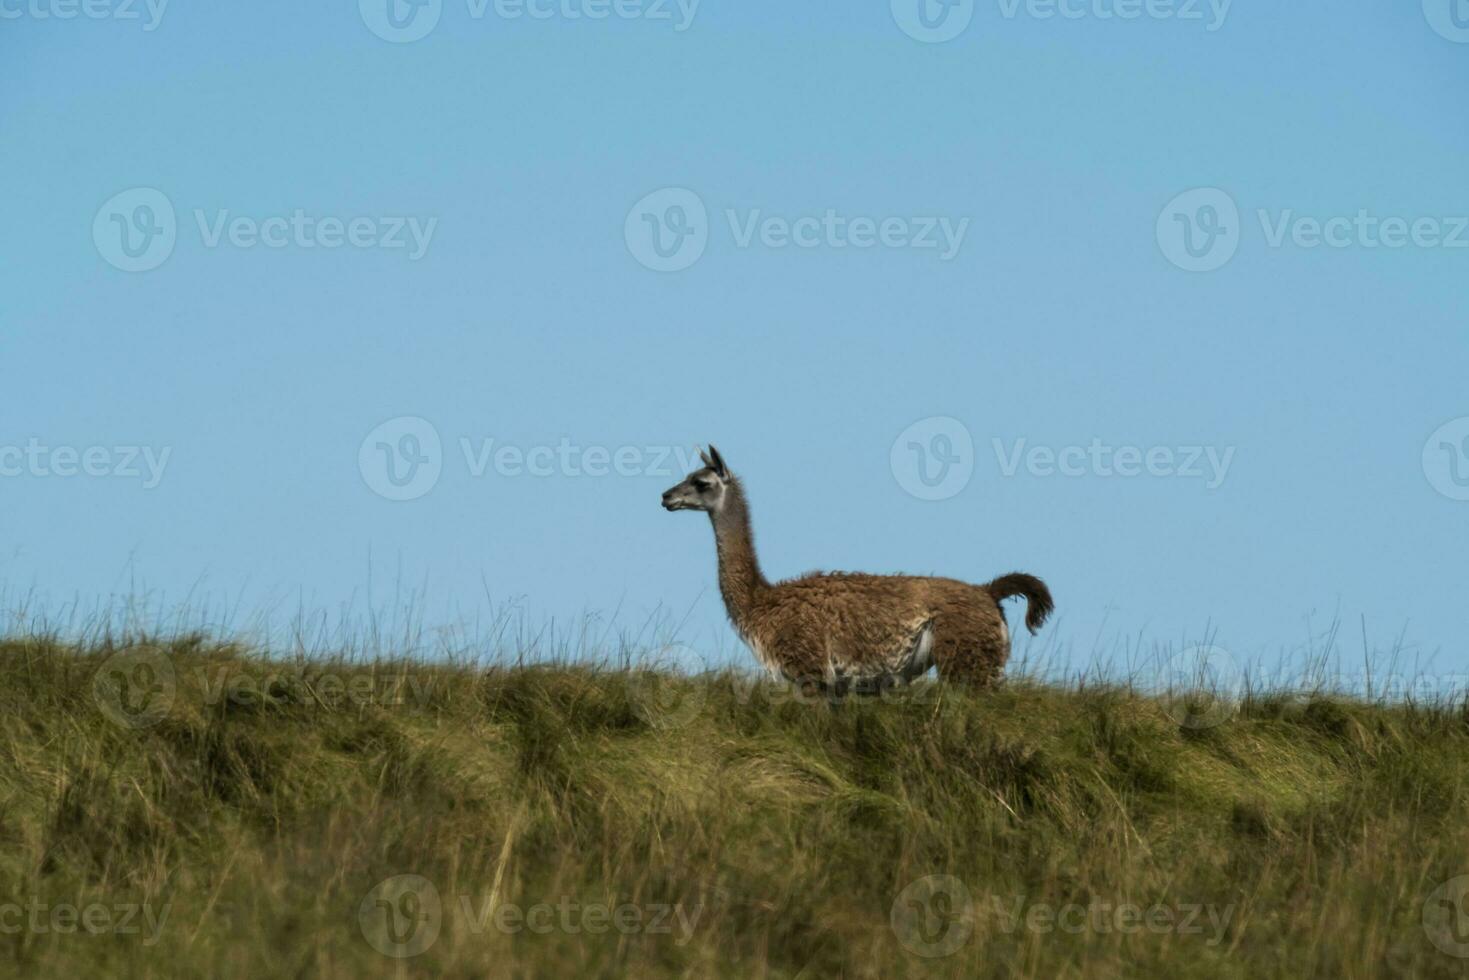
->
(2, 632, 1468, 978)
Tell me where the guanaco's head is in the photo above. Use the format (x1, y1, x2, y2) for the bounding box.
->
(662, 445, 730, 515)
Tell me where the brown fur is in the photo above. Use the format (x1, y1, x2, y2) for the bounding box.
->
(665, 452, 1052, 692)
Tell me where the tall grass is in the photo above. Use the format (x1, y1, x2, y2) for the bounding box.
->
(0, 620, 1467, 978)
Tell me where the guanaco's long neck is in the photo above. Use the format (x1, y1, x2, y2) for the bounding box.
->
(710, 480, 767, 633)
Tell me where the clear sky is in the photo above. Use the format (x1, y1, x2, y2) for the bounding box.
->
(2, 2, 1466, 683)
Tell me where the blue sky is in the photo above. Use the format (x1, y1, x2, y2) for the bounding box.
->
(2, 2, 1466, 682)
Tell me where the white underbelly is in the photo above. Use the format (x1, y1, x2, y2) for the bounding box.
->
(744, 634, 783, 679)
(900, 624, 936, 681)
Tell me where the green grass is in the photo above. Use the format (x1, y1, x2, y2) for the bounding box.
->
(2, 632, 1468, 978)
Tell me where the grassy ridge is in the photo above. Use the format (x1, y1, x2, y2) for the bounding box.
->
(1, 634, 1468, 978)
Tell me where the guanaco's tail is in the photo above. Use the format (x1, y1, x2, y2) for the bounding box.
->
(986, 573, 1054, 634)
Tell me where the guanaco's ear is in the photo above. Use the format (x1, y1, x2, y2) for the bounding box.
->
(706, 445, 729, 479)
(698, 447, 714, 470)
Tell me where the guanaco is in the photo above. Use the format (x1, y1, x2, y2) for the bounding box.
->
(661, 446, 1052, 692)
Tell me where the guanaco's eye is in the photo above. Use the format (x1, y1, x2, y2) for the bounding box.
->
(693, 481, 712, 492)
